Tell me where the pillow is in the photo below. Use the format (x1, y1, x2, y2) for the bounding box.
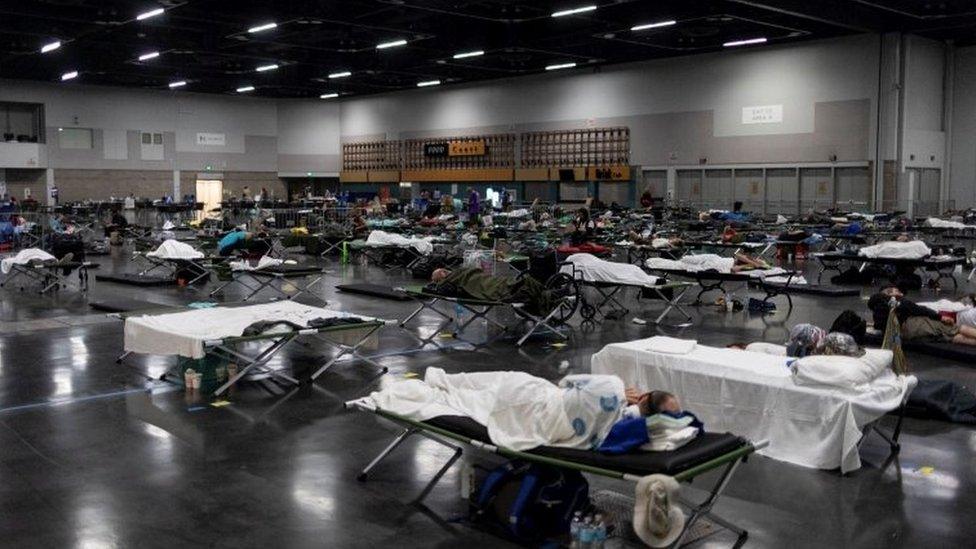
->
(745, 342, 787, 356)
(791, 349, 893, 390)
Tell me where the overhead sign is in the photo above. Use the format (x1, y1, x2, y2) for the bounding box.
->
(423, 142, 449, 157)
(742, 105, 783, 125)
(196, 132, 226, 146)
(449, 140, 486, 156)
(587, 166, 630, 181)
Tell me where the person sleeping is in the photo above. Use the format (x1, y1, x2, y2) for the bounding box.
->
(868, 285, 976, 346)
(428, 267, 553, 315)
(364, 367, 702, 454)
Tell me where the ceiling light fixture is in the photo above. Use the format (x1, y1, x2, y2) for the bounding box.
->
(41, 41, 61, 53)
(136, 8, 165, 20)
(328, 71, 352, 79)
(248, 22, 277, 33)
(320, 93, 340, 99)
(168, 80, 187, 88)
(552, 5, 596, 17)
(417, 80, 441, 87)
(723, 37, 767, 47)
(376, 39, 408, 50)
(138, 51, 160, 61)
(631, 20, 676, 31)
(256, 63, 279, 72)
(545, 62, 576, 71)
(61, 70, 78, 81)
(453, 50, 484, 59)
(236, 85, 255, 93)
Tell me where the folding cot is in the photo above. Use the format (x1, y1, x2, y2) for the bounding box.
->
(647, 267, 797, 308)
(348, 400, 766, 548)
(592, 338, 916, 473)
(132, 249, 224, 285)
(813, 252, 965, 287)
(347, 239, 428, 271)
(398, 283, 577, 348)
(209, 261, 328, 304)
(0, 257, 94, 294)
(559, 256, 694, 326)
(117, 301, 392, 396)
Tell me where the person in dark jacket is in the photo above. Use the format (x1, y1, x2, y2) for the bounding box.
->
(868, 285, 976, 346)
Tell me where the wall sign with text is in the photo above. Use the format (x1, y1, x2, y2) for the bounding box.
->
(196, 132, 227, 146)
(741, 105, 783, 125)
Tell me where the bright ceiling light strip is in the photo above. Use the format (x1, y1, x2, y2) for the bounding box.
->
(248, 22, 277, 33)
(256, 64, 279, 72)
(61, 71, 78, 81)
(417, 80, 441, 87)
(376, 39, 407, 50)
(631, 20, 676, 31)
(723, 37, 767, 47)
(545, 62, 576, 71)
(328, 71, 352, 79)
(138, 51, 160, 61)
(168, 80, 187, 88)
(236, 85, 255, 93)
(41, 41, 61, 53)
(320, 93, 340, 99)
(136, 8, 165, 20)
(551, 5, 596, 17)
(453, 50, 484, 59)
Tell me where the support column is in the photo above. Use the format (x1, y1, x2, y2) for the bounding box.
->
(45, 168, 55, 206)
(173, 170, 181, 198)
(0, 168, 6, 198)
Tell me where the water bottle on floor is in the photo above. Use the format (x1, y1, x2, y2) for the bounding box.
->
(579, 515, 595, 548)
(569, 511, 583, 548)
(592, 514, 607, 548)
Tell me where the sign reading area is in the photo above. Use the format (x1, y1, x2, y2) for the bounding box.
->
(196, 132, 227, 146)
(742, 105, 783, 125)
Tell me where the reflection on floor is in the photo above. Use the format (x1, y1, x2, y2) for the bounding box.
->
(0, 246, 974, 547)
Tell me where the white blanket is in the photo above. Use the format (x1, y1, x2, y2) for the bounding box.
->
(645, 254, 792, 280)
(364, 368, 629, 451)
(592, 338, 916, 473)
(124, 301, 376, 359)
(229, 256, 285, 272)
(560, 253, 659, 287)
(365, 230, 433, 255)
(146, 239, 204, 260)
(858, 240, 930, 259)
(1, 248, 56, 274)
(645, 336, 696, 355)
(923, 218, 972, 229)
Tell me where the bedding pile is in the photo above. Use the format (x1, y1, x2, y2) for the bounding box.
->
(365, 230, 433, 255)
(858, 240, 931, 259)
(923, 218, 972, 229)
(147, 239, 204, 260)
(1, 248, 56, 274)
(229, 255, 286, 272)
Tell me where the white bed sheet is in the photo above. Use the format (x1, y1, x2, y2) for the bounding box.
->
(146, 239, 204, 260)
(591, 338, 916, 473)
(124, 300, 378, 359)
(1, 248, 56, 274)
(859, 240, 930, 259)
(365, 230, 433, 255)
(560, 253, 659, 287)
(645, 255, 793, 280)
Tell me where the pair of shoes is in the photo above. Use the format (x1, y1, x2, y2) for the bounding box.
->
(748, 297, 776, 313)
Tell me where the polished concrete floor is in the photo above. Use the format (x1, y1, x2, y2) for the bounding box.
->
(1, 245, 975, 548)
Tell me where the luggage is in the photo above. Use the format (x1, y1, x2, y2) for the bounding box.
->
(473, 460, 589, 543)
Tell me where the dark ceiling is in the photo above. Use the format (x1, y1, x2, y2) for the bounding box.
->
(1, 0, 975, 99)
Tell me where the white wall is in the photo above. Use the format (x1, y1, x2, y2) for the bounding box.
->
(949, 46, 976, 206)
(339, 34, 880, 160)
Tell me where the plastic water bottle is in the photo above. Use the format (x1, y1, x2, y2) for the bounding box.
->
(569, 511, 584, 548)
(592, 514, 607, 549)
(579, 515, 595, 548)
(453, 302, 466, 333)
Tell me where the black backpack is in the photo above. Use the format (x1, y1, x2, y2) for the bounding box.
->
(831, 310, 867, 344)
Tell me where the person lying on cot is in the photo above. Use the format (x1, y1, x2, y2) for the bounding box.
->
(730, 252, 772, 272)
(868, 285, 976, 346)
(429, 266, 554, 315)
(217, 228, 271, 257)
(729, 328, 865, 358)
